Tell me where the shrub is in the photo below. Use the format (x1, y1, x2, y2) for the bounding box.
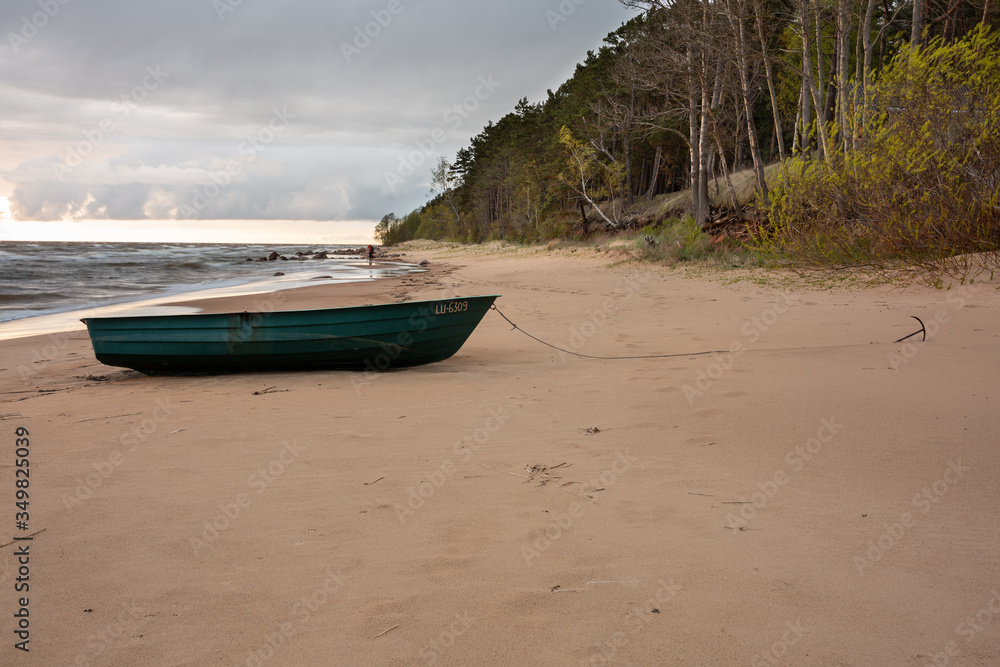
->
(756, 26, 1000, 278)
(640, 216, 713, 262)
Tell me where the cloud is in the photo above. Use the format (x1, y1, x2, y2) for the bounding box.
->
(0, 0, 637, 224)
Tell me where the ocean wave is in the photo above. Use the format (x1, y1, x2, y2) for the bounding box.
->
(0, 291, 72, 304)
(159, 261, 211, 271)
(0, 241, 390, 324)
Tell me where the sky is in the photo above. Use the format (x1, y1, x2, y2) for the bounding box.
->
(0, 0, 639, 243)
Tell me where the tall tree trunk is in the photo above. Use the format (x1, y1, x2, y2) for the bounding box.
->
(729, 0, 769, 204)
(446, 193, 464, 238)
(688, 87, 703, 223)
(639, 157, 648, 198)
(802, 0, 834, 160)
(911, 0, 924, 54)
(695, 3, 712, 225)
(880, 0, 889, 69)
(861, 0, 879, 111)
(792, 85, 803, 154)
(645, 146, 662, 200)
(706, 147, 717, 190)
(836, 0, 852, 152)
(705, 54, 726, 200)
(699, 83, 712, 218)
(816, 2, 826, 119)
(823, 41, 838, 150)
(624, 133, 634, 206)
(683, 39, 705, 224)
(625, 88, 636, 206)
(754, 0, 788, 166)
(801, 67, 812, 154)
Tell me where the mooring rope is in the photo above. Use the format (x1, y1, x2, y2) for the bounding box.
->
(490, 304, 731, 360)
(490, 304, 926, 361)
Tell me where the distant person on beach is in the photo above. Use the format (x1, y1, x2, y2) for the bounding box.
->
(367, 245, 375, 265)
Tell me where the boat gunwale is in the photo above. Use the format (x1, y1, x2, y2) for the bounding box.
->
(80, 294, 502, 326)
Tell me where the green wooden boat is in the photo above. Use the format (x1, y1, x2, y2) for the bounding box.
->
(81, 295, 499, 375)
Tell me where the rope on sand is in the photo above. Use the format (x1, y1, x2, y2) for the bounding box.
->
(490, 304, 927, 360)
(490, 305, 730, 361)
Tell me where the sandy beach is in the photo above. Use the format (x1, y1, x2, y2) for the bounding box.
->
(2, 244, 998, 666)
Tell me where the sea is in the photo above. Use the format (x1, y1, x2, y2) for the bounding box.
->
(0, 241, 420, 339)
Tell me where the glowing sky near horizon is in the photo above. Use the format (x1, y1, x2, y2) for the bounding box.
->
(0, 0, 638, 243)
(0, 197, 377, 243)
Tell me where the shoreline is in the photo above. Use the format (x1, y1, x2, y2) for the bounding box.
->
(0, 257, 432, 342)
(3, 245, 998, 665)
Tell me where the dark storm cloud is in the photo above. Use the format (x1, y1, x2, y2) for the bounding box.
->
(0, 0, 637, 222)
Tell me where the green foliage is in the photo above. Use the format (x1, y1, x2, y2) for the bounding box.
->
(639, 217, 713, 262)
(557, 125, 625, 204)
(378, 210, 423, 246)
(382, 3, 994, 274)
(373, 213, 395, 244)
(382, 15, 692, 245)
(756, 27, 1000, 277)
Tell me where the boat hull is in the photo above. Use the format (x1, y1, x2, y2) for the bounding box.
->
(81, 295, 499, 375)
